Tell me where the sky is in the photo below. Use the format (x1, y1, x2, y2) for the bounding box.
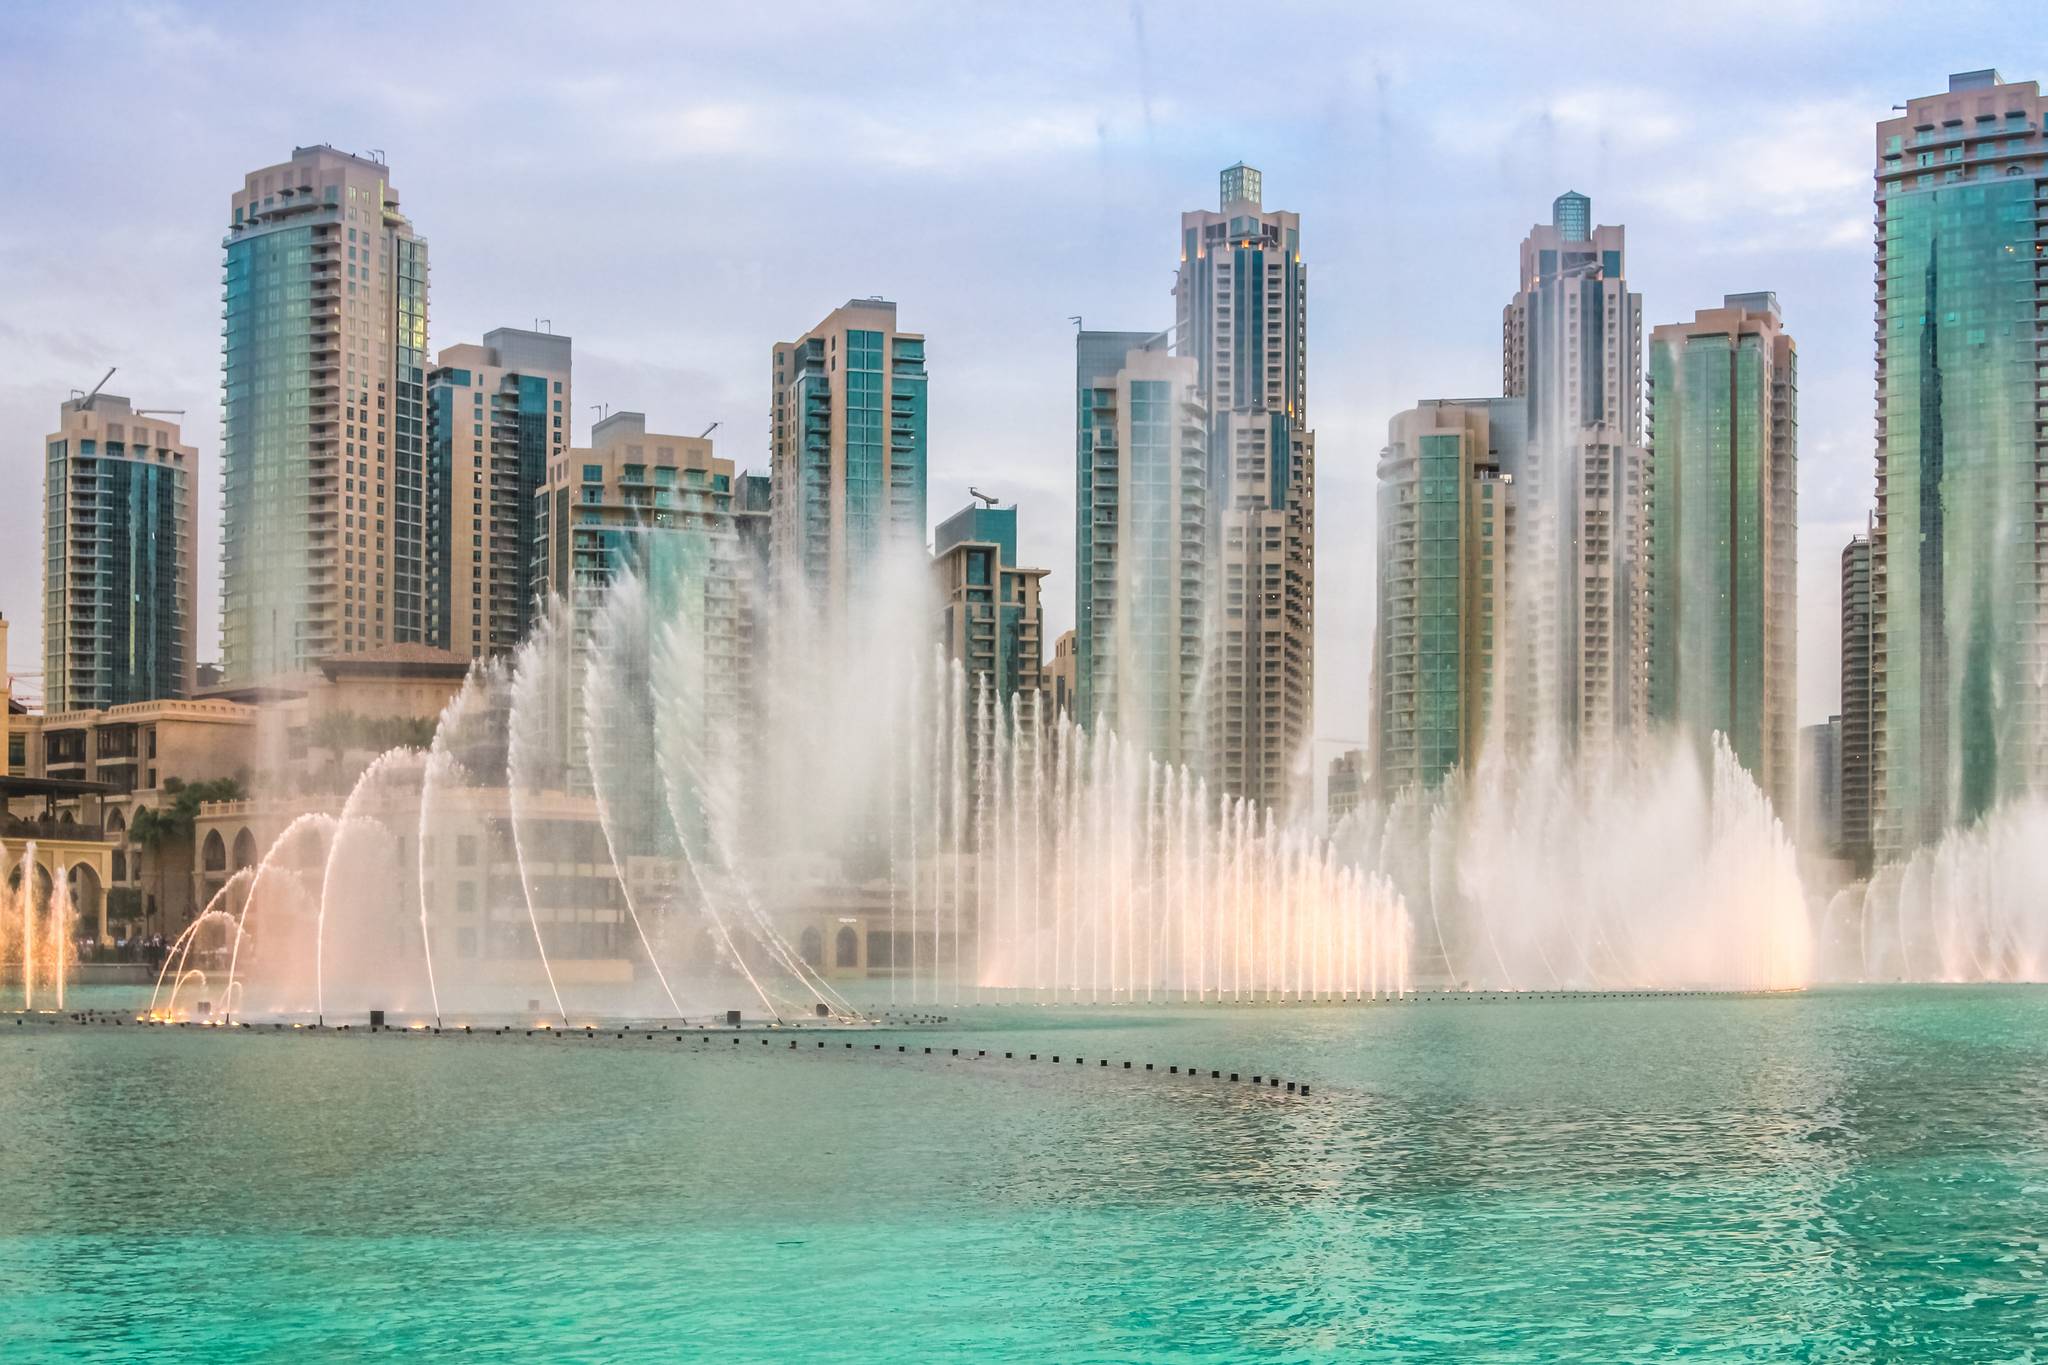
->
(1, 0, 2040, 768)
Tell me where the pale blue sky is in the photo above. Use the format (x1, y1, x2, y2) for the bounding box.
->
(1, 0, 2039, 752)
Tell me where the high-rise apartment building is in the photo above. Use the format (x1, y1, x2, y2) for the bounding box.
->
(426, 328, 571, 660)
(1839, 528, 1874, 872)
(1174, 164, 1315, 815)
(221, 146, 428, 680)
(535, 413, 749, 787)
(43, 392, 198, 709)
(1045, 628, 1076, 720)
(1501, 191, 1647, 755)
(1646, 293, 1798, 812)
(1327, 749, 1367, 830)
(1073, 332, 1208, 766)
(1372, 399, 1517, 796)
(1800, 717, 1844, 855)
(933, 502, 1046, 710)
(769, 299, 927, 617)
(1871, 71, 2048, 857)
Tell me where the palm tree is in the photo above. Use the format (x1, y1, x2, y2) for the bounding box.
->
(127, 777, 245, 939)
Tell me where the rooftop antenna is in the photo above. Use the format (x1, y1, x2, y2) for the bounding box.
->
(368, 148, 387, 164)
(591, 403, 610, 422)
(134, 408, 187, 417)
(699, 422, 720, 439)
(969, 487, 999, 508)
(71, 367, 116, 404)
(1068, 316, 1083, 331)
(534, 318, 551, 333)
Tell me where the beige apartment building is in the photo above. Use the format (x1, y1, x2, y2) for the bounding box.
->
(427, 328, 572, 661)
(1173, 164, 1314, 817)
(1501, 191, 1648, 756)
(221, 146, 429, 681)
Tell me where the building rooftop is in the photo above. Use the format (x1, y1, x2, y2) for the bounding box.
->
(317, 644, 472, 682)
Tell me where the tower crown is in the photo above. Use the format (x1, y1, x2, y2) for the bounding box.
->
(1552, 190, 1590, 242)
(1220, 162, 1262, 210)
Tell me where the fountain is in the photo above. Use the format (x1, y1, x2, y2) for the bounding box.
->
(1817, 796, 2048, 982)
(2, 843, 75, 1010)
(1335, 733, 1813, 993)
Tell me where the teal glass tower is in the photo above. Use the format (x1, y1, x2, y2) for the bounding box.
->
(221, 146, 428, 680)
(1646, 293, 1798, 813)
(1871, 72, 2048, 856)
(1372, 399, 1518, 797)
(769, 299, 926, 618)
(1073, 330, 1208, 766)
(43, 392, 198, 709)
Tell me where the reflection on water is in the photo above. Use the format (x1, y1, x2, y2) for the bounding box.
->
(1, 987, 2044, 1361)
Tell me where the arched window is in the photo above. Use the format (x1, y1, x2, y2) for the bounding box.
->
(201, 830, 227, 873)
(835, 925, 859, 968)
(232, 828, 258, 871)
(799, 926, 824, 968)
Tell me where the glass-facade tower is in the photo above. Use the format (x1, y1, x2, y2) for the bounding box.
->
(1372, 399, 1516, 796)
(1871, 71, 2048, 857)
(43, 394, 198, 709)
(221, 146, 427, 680)
(1646, 293, 1798, 813)
(769, 299, 926, 619)
(1073, 333, 1208, 765)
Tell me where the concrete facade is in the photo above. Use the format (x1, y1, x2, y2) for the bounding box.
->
(428, 328, 572, 660)
(1501, 191, 1648, 758)
(933, 503, 1047, 710)
(1175, 165, 1315, 816)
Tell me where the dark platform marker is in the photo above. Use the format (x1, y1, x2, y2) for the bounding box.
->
(368, 1009, 384, 1031)
(726, 1009, 742, 1027)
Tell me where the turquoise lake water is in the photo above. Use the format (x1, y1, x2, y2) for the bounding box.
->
(1, 985, 2044, 1362)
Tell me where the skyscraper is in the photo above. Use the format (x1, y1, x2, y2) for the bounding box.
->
(1174, 164, 1315, 815)
(1800, 717, 1844, 856)
(933, 501, 1046, 709)
(1372, 399, 1516, 796)
(1871, 71, 2048, 857)
(1327, 749, 1367, 830)
(1502, 191, 1647, 755)
(535, 412, 748, 787)
(1073, 332, 1208, 766)
(1839, 528, 1874, 872)
(221, 146, 428, 680)
(43, 391, 198, 709)
(426, 328, 571, 660)
(769, 299, 927, 617)
(1646, 292, 1798, 811)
